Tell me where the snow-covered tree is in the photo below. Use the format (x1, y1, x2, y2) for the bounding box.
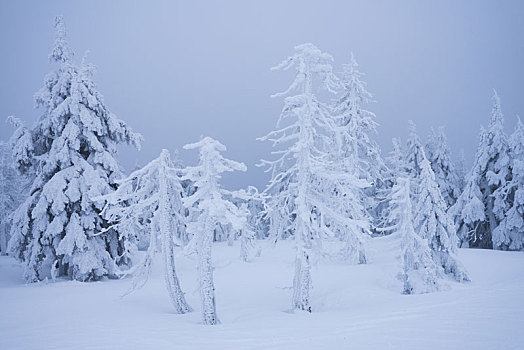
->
(492, 117, 524, 250)
(456, 149, 467, 192)
(405, 121, 426, 179)
(387, 137, 407, 180)
(413, 155, 469, 282)
(259, 43, 369, 312)
(389, 178, 441, 294)
(374, 138, 406, 236)
(332, 53, 384, 182)
(234, 186, 263, 262)
(8, 16, 142, 282)
(425, 127, 461, 208)
(99, 149, 191, 313)
(332, 53, 386, 238)
(0, 140, 29, 255)
(181, 136, 249, 325)
(451, 91, 511, 248)
(1, 118, 35, 256)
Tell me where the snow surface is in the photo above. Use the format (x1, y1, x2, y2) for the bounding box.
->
(1, 235, 523, 349)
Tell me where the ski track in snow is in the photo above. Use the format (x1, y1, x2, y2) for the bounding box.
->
(0, 235, 523, 350)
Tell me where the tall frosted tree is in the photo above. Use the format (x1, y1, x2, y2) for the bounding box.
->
(425, 127, 461, 208)
(492, 117, 524, 250)
(389, 178, 441, 294)
(413, 155, 469, 281)
(8, 17, 142, 281)
(0, 139, 30, 255)
(405, 121, 426, 179)
(234, 186, 261, 262)
(376, 137, 408, 235)
(332, 53, 385, 239)
(456, 149, 467, 192)
(99, 149, 191, 313)
(387, 137, 407, 180)
(332, 53, 384, 182)
(451, 91, 510, 248)
(181, 137, 249, 325)
(0, 141, 13, 254)
(259, 43, 369, 312)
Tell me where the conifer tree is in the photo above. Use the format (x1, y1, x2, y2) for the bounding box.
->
(492, 117, 524, 250)
(389, 178, 441, 294)
(426, 127, 461, 208)
(181, 136, 249, 325)
(100, 149, 191, 313)
(234, 186, 262, 262)
(387, 137, 407, 180)
(8, 17, 141, 281)
(332, 53, 384, 182)
(456, 149, 467, 192)
(0, 140, 28, 255)
(376, 137, 407, 235)
(451, 91, 510, 248)
(332, 53, 386, 240)
(405, 121, 426, 179)
(414, 156, 469, 281)
(259, 44, 369, 312)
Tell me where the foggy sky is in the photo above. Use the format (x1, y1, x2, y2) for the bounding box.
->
(1, 1, 523, 190)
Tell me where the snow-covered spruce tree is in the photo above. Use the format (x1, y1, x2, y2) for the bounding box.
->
(492, 117, 524, 250)
(376, 137, 409, 235)
(456, 149, 467, 192)
(99, 149, 191, 313)
(405, 120, 426, 179)
(389, 178, 441, 294)
(425, 127, 461, 208)
(332, 53, 384, 183)
(244, 187, 269, 241)
(181, 137, 249, 325)
(387, 137, 407, 179)
(450, 91, 511, 248)
(260, 171, 295, 242)
(1, 118, 36, 255)
(259, 43, 370, 312)
(413, 155, 469, 281)
(0, 140, 28, 255)
(0, 141, 14, 254)
(332, 53, 386, 240)
(8, 17, 142, 281)
(449, 156, 486, 248)
(234, 186, 262, 262)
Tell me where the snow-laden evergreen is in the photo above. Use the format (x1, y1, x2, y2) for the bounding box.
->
(181, 136, 249, 325)
(389, 178, 441, 294)
(376, 137, 408, 235)
(332, 53, 386, 239)
(332, 53, 384, 182)
(259, 43, 370, 312)
(7, 17, 142, 281)
(234, 186, 262, 262)
(413, 155, 469, 281)
(405, 121, 426, 179)
(451, 91, 511, 248)
(0, 118, 35, 255)
(387, 137, 407, 179)
(425, 127, 461, 208)
(99, 149, 191, 313)
(0, 140, 29, 255)
(492, 117, 524, 250)
(456, 149, 467, 192)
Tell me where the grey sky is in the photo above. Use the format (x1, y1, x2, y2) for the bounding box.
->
(1, 1, 523, 190)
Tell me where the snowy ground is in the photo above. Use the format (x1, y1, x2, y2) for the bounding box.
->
(1, 235, 523, 350)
